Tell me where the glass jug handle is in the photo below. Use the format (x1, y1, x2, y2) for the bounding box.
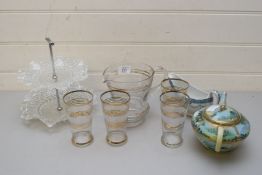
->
(150, 66, 167, 92)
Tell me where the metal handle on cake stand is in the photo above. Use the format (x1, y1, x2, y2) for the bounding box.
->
(45, 37, 63, 111)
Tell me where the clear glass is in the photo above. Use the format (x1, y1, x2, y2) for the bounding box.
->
(160, 91, 190, 148)
(20, 84, 81, 127)
(103, 63, 154, 127)
(161, 78, 189, 93)
(100, 90, 130, 146)
(17, 57, 88, 90)
(63, 90, 94, 147)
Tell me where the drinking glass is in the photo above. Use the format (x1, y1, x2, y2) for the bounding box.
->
(160, 91, 190, 148)
(161, 78, 189, 93)
(63, 90, 94, 147)
(100, 90, 130, 146)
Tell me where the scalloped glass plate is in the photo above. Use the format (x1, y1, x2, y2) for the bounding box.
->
(20, 86, 82, 127)
(17, 57, 88, 90)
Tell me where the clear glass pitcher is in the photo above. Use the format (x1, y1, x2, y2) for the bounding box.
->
(103, 63, 163, 127)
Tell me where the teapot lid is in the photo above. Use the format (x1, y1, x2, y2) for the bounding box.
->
(203, 92, 242, 126)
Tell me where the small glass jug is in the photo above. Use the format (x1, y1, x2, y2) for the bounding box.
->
(103, 63, 164, 127)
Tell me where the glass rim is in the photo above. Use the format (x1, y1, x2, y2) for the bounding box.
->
(103, 62, 155, 83)
(100, 90, 130, 105)
(161, 78, 189, 90)
(63, 90, 93, 105)
(160, 90, 191, 106)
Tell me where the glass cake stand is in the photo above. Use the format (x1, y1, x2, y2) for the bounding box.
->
(18, 57, 88, 127)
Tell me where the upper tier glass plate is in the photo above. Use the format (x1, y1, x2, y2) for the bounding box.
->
(17, 57, 88, 90)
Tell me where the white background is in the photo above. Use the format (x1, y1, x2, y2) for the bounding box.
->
(0, 0, 262, 91)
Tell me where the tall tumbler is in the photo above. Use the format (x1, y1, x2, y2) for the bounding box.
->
(63, 90, 94, 147)
(160, 91, 190, 148)
(100, 90, 130, 146)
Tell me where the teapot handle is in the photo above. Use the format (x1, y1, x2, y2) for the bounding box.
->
(215, 126, 224, 152)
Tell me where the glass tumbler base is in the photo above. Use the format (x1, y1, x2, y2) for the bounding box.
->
(106, 131, 127, 146)
(71, 131, 93, 147)
(161, 133, 183, 149)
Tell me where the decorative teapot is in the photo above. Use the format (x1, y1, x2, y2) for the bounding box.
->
(191, 92, 250, 152)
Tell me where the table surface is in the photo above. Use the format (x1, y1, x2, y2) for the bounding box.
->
(0, 91, 261, 175)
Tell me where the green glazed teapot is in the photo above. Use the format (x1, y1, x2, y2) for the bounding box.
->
(191, 92, 250, 152)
